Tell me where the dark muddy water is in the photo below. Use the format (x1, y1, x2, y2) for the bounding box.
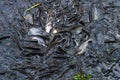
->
(0, 0, 120, 80)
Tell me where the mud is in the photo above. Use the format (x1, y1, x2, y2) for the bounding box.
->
(0, 0, 120, 80)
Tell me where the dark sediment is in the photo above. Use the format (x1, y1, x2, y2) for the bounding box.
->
(0, 0, 120, 80)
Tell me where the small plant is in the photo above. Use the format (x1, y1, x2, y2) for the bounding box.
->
(74, 73, 91, 80)
(23, 3, 41, 19)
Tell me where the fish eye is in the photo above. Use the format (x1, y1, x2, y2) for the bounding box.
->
(88, 40, 92, 43)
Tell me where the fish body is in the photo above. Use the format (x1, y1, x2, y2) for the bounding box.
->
(77, 39, 92, 55)
(28, 27, 46, 47)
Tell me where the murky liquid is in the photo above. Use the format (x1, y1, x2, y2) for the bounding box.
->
(0, 0, 120, 80)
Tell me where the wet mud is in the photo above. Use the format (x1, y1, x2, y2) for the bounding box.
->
(0, 0, 120, 80)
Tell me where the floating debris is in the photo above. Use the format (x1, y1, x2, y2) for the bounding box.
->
(1, 0, 120, 80)
(28, 27, 42, 35)
(23, 45, 40, 51)
(80, 13, 90, 23)
(0, 35, 10, 41)
(77, 39, 92, 55)
(23, 3, 41, 24)
(74, 27, 82, 34)
(116, 33, 120, 40)
(24, 3, 41, 13)
(74, 39, 79, 46)
(93, 7, 99, 20)
(45, 21, 52, 33)
(24, 13, 33, 24)
(52, 28, 58, 34)
(31, 37, 47, 47)
(92, 6, 103, 21)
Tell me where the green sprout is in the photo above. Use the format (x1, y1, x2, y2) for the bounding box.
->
(74, 73, 91, 80)
(24, 3, 41, 19)
(25, 3, 41, 12)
